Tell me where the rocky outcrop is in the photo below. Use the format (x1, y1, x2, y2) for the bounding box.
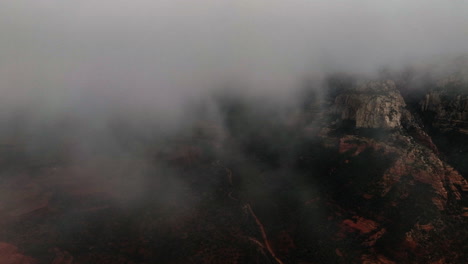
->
(420, 92, 468, 133)
(317, 127, 468, 263)
(416, 78, 468, 178)
(334, 80, 406, 129)
(314, 77, 468, 263)
(336, 134, 468, 210)
(420, 78, 468, 133)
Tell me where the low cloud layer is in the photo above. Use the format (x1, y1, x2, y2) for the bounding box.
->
(1, 4, 468, 258)
(1, 0, 468, 120)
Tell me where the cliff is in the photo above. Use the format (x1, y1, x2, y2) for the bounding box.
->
(420, 78, 468, 134)
(334, 80, 406, 129)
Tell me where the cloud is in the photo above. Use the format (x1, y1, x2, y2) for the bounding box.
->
(0, 0, 467, 131)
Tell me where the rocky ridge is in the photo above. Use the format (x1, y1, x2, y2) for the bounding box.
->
(314, 79, 468, 263)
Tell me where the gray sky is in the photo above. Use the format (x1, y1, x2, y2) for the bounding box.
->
(1, 0, 468, 119)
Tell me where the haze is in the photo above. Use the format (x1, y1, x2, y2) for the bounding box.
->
(1, 0, 468, 124)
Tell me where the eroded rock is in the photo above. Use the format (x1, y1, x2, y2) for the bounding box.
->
(334, 80, 406, 129)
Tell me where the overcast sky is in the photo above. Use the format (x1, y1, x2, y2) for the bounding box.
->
(1, 0, 468, 120)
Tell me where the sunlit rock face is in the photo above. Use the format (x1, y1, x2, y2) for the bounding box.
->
(334, 80, 406, 129)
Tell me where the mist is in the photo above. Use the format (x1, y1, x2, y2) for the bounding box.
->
(1, 0, 468, 120)
(0, 0, 466, 199)
(0, 0, 466, 203)
(1, 1, 468, 262)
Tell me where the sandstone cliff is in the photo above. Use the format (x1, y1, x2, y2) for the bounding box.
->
(420, 78, 468, 134)
(334, 81, 406, 129)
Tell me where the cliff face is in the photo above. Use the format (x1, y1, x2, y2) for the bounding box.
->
(329, 80, 468, 211)
(334, 81, 406, 129)
(420, 89, 468, 134)
(417, 77, 468, 178)
(313, 80, 468, 263)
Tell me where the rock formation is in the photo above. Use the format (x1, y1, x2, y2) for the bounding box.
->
(334, 80, 406, 129)
(420, 79, 468, 134)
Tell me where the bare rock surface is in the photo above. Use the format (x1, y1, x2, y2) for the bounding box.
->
(334, 80, 406, 129)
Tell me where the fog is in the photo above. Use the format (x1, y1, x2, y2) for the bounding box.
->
(0, 3, 468, 261)
(1, 0, 468, 121)
(1, 0, 468, 206)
